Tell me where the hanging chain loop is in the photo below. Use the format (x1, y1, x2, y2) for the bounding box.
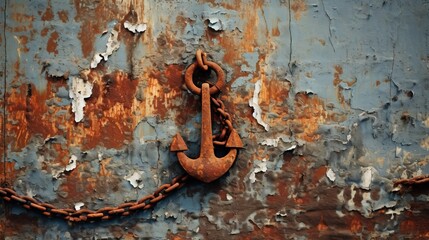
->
(0, 174, 189, 222)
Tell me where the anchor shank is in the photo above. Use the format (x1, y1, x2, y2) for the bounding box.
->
(200, 83, 214, 157)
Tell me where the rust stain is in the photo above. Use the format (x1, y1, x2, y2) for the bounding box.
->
(41, 5, 54, 21)
(350, 217, 362, 233)
(41, 27, 49, 37)
(47, 31, 59, 55)
(82, 70, 138, 149)
(272, 19, 280, 37)
(318, 39, 326, 46)
(333, 65, 356, 107)
(144, 65, 185, 119)
(99, 158, 112, 177)
(0, 162, 17, 182)
(10, 13, 34, 32)
(292, 92, 326, 142)
(167, 231, 190, 240)
(312, 165, 327, 184)
(316, 216, 329, 231)
(16, 35, 29, 53)
(239, 225, 284, 240)
(57, 10, 69, 23)
(73, 0, 119, 58)
(291, 0, 307, 21)
(214, 1, 263, 66)
(7, 84, 49, 150)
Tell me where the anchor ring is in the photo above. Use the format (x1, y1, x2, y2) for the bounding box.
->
(184, 61, 225, 95)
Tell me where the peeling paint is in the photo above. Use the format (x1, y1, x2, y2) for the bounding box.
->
(208, 17, 222, 31)
(65, 155, 77, 172)
(124, 171, 144, 189)
(326, 168, 336, 182)
(360, 167, 374, 190)
(90, 29, 120, 69)
(249, 158, 267, 183)
(123, 21, 147, 33)
(249, 80, 269, 131)
(69, 76, 93, 122)
(74, 202, 84, 211)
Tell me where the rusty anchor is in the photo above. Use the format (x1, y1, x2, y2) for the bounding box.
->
(170, 50, 243, 183)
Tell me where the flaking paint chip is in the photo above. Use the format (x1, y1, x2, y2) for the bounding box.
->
(249, 80, 270, 131)
(65, 155, 77, 172)
(125, 171, 144, 189)
(124, 21, 147, 33)
(326, 168, 336, 182)
(69, 77, 93, 122)
(74, 202, 84, 210)
(250, 158, 268, 183)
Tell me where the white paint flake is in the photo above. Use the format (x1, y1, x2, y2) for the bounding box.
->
(226, 193, 233, 201)
(260, 137, 296, 150)
(208, 17, 223, 31)
(261, 138, 281, 147)
(249, 158, 268, 183)
(91, 29, 120, 68)
(65, 155, 77, 172)
(326, 168, 336, 182)
(386, 207, 406, 219)
(249, 80, 270, 131)
(125, 171, 144, 189)
(74, 202, 84, 210)
(360, 167, 374, 190)
(124, 21, 147, 33)
(69, 77, 93, 122)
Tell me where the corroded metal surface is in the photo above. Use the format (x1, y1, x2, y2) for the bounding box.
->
(1, 0, 429, 239)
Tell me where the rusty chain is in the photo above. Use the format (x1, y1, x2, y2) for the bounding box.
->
(195, 50, 235, 146)
(0, 174, 189, 222)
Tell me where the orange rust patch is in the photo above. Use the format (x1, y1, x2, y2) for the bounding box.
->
(145, 65, 185, 119)
(41, 5, 54, 21)
(47, 31, 59, 55)
(376, 80, 381, 86)
(82, 70, 138, 149)
(272, 20, 280, 36)
(99, 158, 112, 177)
(291, 0, 307, 21)
(333, 65, 356, 107)
(312, 165, 327, 184)
(57, 10, 69, 23)
(41, 27, 49, 37)
(0, 162, 17, 182)
(350, 217, 362, 233)
(318, 39, 326, 46)
(7, 84, 49, 150)
(167, 230, 190, 240)
(240, 225, 284, 240)
(10, 13, 34, 32)
(317, 216, 329, 231)
(16, 35, 29, 53)
(292, 92, 327, 142)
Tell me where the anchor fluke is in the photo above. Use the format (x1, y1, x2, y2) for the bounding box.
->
(170, 134, 188, 152)
(226, 129, 244, 148)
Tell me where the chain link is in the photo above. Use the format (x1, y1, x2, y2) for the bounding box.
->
(211, 97, 235, 146)
(0, 174, 189, 222)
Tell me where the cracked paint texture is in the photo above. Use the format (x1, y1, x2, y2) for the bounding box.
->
(1, 0, 429, 239)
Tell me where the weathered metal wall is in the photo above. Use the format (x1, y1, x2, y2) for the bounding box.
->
(1, 0, 429, 239)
